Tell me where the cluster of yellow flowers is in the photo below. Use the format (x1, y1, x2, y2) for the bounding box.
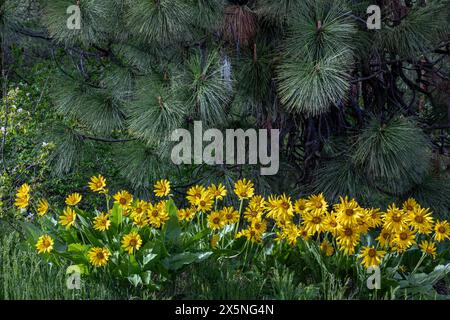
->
(18, 176, 450, 270)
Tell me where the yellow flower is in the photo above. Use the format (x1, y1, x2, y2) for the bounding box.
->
(305, 193, 328, 215)
(419, 240, 437, 259)
(407, 207, 434, 235)
(359, 246, 386, 268)
(35, 235, 54, 254)
(207, 183, 227, 200)
(37, 198, 49, 216)
(121, 231, 143, 254)
(88, 247, 110, 267)
(376, 228, 393, 248)
(133, 212, 149, 228)
(402, 198, 418, 214)
(221, 206, 240, 225)
(234, 178, 254, 199)
(88, 175, 107, 193)
(131, 200, 148, 219)
(251, 218, 267, 235)
(154, 179, 171, 197)
(244, 203, 264, 222)
(366, 208, 383, 228)
(434, 220, 450, 242)
(383, 204, 408, 233)
(294, 198, 308, 215)
(195, 191, 214, 212)
(249, 195, 266, 210)
(302, 211, 326, 235)
(320, 240, 335, 256)
(207, 211, 225, 230)
(147, 201, 169, 228)
(59, 207, 77, 229)
(211, 234, 220, 248)
(334, 196, 364, 227)
(15, 183, 30, 209)
(113, 190, 133, 209)
(391, 229, 416, 252)
(323, 212, 340, 237)
(65, 192, 82, 206)
(186, 185, 205, 206)
(93, 213, 111, 231)
(236, 228, 262, 243)
(356, 215, 370, 234)
(336, 226, 360, 254)
(177, 207, 196, 221)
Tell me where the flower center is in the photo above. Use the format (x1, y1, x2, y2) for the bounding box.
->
(344, 228, 353, 236)
(438, 226, 446, 233)
(400, 232, 408, 240)
(345, 209, 354, 216)
(312, 217, 321, 224)
(96, 252, 104, 260)
(407, 206, 413, 211)
(213, 217, 220, 224)
(136, 208, 142, 214)
(281, 202, 289, 209)
(129, 239, 137, 247)
(368, 248, 377, 258)
(392, 215, 401, 222)
(152, 210, 158, 217)
(120, 198, 127, 205)
(315, 202, 322, 209)
(415, 216, 424, 223)
(226, 214, 233, 220)
(200, 200, 206, 207)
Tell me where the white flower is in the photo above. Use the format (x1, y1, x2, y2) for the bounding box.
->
(17, 108, 23, 113)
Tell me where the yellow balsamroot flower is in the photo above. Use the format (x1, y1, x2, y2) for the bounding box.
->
(234, 178, 254, 199)
(323, 213, 340, 237)
(237, 228, 262, 243)
(302, 211, 326, 236)
(356, 215, 370, 234)
(88, 247, 111, 267)
(186, 185, 205, 206)
(113, 190, 133, 209)
(35, 234, 54, 254)
(305, 193, 328, 215)
(366, 208, 383, 228)
(359, 246, 386, 268)
(407, 207, 434, 235)
(221, 206, 240, 225)
(59, 207, 77, 229)
(419, 240, 437, 259)
(244, 202, 264, 222)
(37, 198, 49, 216)
(154, 179, 171, 197)
(133, 212, 149, 228)
(207, 183, 227, 200)
(402, 198, 419, 214)
(294, 198, 308, 215)
(207, 211, 226, 230)
(392, 229, 416, 253)
(147, 201, 169, 228)
(15, 183, 30, 209)
(286, 225, 303, 244)
(382, 204, 408, 233)
(121, 231, 143, 254)
(88, 175, 107, 193)
(251, 218, 267, 235)
(65, 192, 82, 206)
(177, 207, 196, 221)
(336, 226, 360, 255)
(334, 196, 364, 227)
(195, 191, 214, 212)
(249, 195, 266, 210)
(320, 240, 335, 256)
(93, 213, 111, 231)
(434, 220, 450, 242)
(131, 200, 148, 219)
(275, 194, 294, 220)
(211, 234, 220, 248)
(376, 228, 393, 248)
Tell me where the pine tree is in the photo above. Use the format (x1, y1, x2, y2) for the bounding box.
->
(2, 0, 449, 212)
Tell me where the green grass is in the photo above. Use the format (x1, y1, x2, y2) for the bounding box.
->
(0, 228, 124, 300)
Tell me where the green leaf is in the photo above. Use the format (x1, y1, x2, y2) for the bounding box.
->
(162, 251, 212, 271)
(111, 203, 123, 229)
(128, 274, 142, 287)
